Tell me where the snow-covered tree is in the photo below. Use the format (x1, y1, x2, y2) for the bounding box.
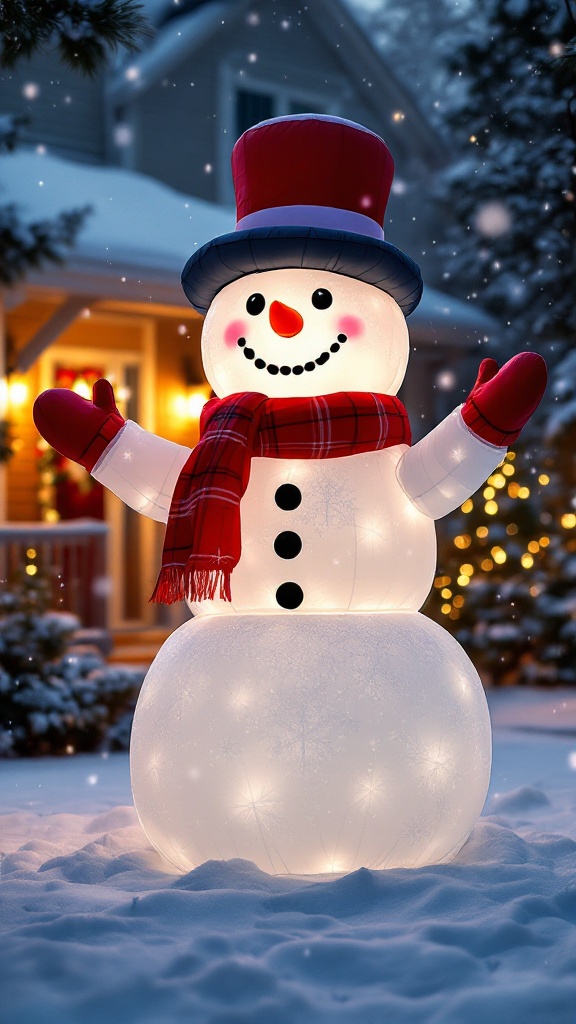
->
(435, 0, 576, 360)
(0, 566, 143, 756)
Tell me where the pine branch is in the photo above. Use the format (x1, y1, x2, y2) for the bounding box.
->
(0, 205, 91, 285)
(0, 0, 152, 76)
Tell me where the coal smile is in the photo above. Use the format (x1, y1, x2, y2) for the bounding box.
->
(237, 334, 347, 375)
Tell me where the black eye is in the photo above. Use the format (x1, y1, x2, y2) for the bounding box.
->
(246, 293, 265, 315)
(311, 289, 333, 310)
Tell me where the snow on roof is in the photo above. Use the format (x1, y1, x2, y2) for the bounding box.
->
(0, 148, 497, 337)
(0, 149, 234, 303)
(112, 0, 232, 102)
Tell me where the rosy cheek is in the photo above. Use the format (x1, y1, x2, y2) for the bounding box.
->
(223, 319, 248, 348)
(337, 315, 365, 339)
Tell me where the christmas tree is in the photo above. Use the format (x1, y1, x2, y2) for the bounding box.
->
(423, 0, 576, 685)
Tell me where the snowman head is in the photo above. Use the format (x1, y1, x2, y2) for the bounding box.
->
(202, 267, 409, 398)
(182, 114, 421, 393)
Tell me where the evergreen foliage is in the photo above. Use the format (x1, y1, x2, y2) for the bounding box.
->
(423, 449, 572, 685)
(0, 568, 144, 756)
(436, 0, 576, 358)
(0, 1, 151, 282)
(419, 1, 576, 685)
(0, 0, 151, 76)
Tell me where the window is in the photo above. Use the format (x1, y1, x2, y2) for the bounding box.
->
(236, 89, 275, 138)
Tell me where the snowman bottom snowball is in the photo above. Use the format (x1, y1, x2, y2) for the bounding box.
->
(130, 613, 491, 875)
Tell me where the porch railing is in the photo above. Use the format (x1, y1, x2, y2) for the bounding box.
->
(0, 520, 109, 628)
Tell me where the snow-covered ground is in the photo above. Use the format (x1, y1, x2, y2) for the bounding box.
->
(1, 688, 576, 1024)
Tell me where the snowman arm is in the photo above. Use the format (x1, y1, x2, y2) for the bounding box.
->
(91, 420, 193, 523)
(395, 406, 507, 519)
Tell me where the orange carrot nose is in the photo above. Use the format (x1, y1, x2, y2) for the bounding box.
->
(269, 300, 304, 337)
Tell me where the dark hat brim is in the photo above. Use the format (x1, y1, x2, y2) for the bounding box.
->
(181, 226, 422, 317)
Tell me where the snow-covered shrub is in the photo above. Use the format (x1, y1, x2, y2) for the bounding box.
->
(0, 582, 143, 756)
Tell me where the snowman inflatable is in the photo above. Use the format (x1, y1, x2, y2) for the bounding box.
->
(34, 115, 546, 874)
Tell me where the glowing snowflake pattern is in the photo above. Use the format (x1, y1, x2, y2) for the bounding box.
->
(299, 476, 358, 533)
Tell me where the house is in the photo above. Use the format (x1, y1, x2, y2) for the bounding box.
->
(0, 0, 496, 635)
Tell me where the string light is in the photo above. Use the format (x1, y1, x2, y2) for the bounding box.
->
(461, 499, 473, 513)
(476, 526, 489, 538)
(491, 546, 506, 564)
(485, 500, 498, 515)
(521, 553, 534, 568)
(561, 513, 576, 529)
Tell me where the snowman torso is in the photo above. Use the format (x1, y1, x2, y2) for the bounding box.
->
(189, 444, 436, 616)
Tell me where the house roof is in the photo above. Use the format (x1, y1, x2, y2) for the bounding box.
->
(112, 0, 445, 167)
(1, 149, 233, 306)
(1, 148, 496, 342)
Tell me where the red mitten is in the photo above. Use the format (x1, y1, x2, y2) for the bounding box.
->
(461, 352, 547, 447)
(33, 379, 125, 472)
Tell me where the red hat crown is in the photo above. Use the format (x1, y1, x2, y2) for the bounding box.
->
(232, 114, 395, 241)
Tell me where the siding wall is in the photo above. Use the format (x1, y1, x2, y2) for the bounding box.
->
(0, 52, 106, 163)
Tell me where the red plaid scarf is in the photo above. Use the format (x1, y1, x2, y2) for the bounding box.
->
(151, 391, 410, 605)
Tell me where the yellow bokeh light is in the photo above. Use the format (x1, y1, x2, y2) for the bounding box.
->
(561, 514, 576, 529)
(518, 486, 530, 499)
(25, 564, 38, 576)
(26, 547, 37, 559)
(492, 473, 506, 489)
(476, 526, 489, 539)
(539, 536, 550, 547)
(492, 548, 507, 565)
(441, 588, 452, 599)
(485, 500, 498, 515)
(506, 451, 516, 461)
(481, 558, 494, 571)
(521, 553, 534, 568)
(457, 574, 470, 586)
(460, 563, 474, 576)
(538, 474, 550, 485)
(434, 575, 451, 588)
(441, 603, 451, 615)
(483, 486, 495, 500)
(527, 540, 540, 554)
(454, 534, 471, 549)
(502, 463, 515, 476)
(461, 499, 474, 514)
(508, 482, 520, 498)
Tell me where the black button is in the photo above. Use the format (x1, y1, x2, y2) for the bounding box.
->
(274, 531, 302, 559)
(275, 483, 301, 510)
(276, 582, 304, 609)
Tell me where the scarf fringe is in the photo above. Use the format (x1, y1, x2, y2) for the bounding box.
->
(150, 565, 232, 605)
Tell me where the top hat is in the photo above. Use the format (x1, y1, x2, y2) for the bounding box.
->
(181, 114, 422, 317)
